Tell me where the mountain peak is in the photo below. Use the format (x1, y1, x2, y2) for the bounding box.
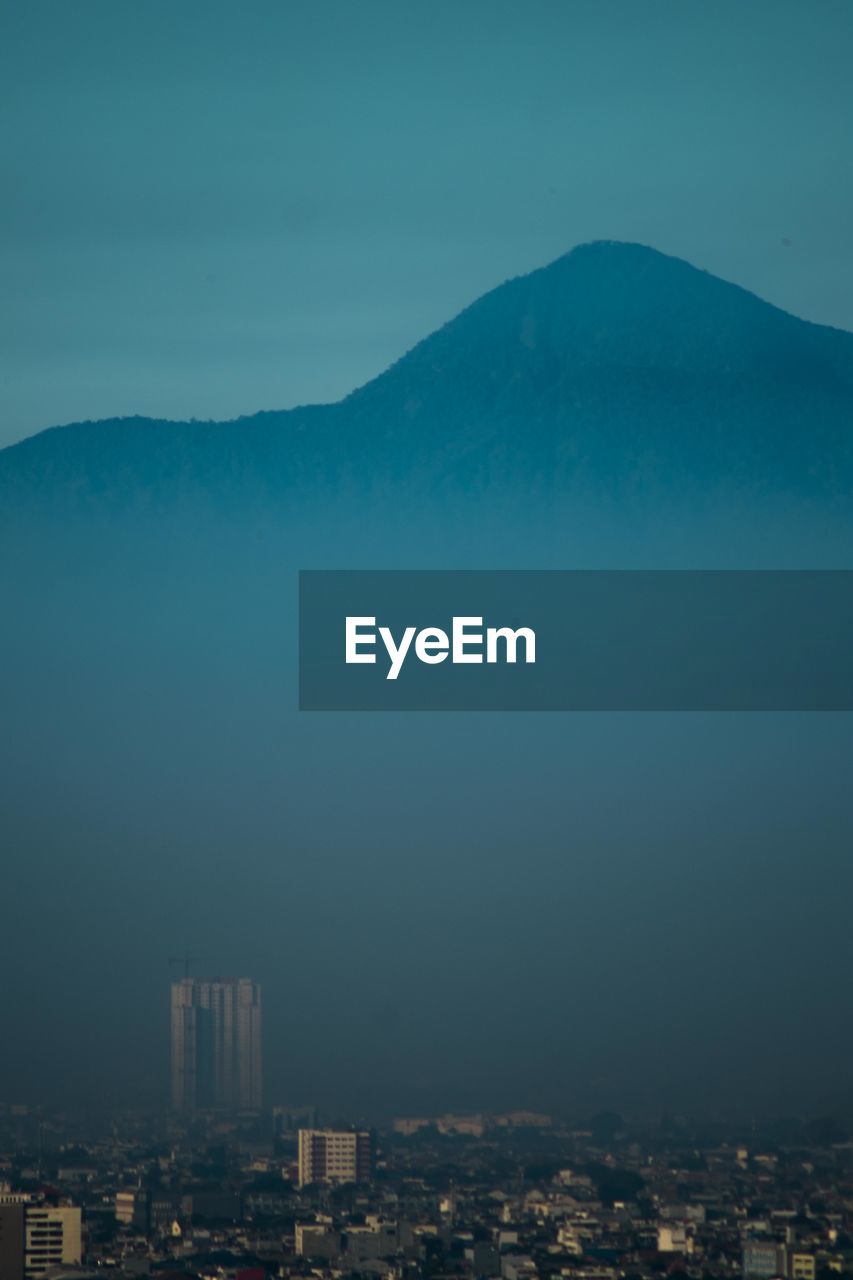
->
(543, 238, 691, 270)
(343, 240, 853, 418)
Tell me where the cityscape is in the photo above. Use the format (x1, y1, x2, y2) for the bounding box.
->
(3, 9, 852, 1280)
(2, 977, 853, 1280)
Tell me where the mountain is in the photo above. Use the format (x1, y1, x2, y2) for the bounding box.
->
(3, 241, 853, 519)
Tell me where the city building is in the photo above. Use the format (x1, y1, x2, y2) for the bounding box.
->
(657, 1223, 694, 1253)
(24, 1206, 81, 1279)
(272, 1104, 318, 1137)
(743, 1241, 789, 1279)
(297, 1129, 372, 1187)
(790, 1254, 817, 1280)
(0, 1201, 82, 1280)
(115, 1189, 149, 1231)
(170, 976, 262, 1113)
(0, 1202, 25, 1280)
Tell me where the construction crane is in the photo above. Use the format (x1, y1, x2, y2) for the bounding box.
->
(168, 954, 206, 979)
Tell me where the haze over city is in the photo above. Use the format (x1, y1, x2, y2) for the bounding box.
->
(2, 0, 853, 1136)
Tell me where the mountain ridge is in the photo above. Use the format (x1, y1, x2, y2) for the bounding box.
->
(2, 241, 853, 509)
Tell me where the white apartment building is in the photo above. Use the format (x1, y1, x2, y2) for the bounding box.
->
(24, 1206, 82, 1278)
(297, 1129, 371, 1187)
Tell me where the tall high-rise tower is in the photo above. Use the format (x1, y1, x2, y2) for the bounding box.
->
(170, 976, 262, 1113)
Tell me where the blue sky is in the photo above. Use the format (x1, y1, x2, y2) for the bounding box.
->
(2, 0, 852, 446)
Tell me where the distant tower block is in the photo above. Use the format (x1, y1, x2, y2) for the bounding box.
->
(170, 976, 262, 1113)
